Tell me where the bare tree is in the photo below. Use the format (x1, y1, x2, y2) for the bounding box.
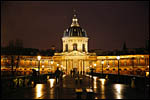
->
(7, 39, 23, 76)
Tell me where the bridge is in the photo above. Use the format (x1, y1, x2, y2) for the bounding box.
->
(1, 73, 150, 99)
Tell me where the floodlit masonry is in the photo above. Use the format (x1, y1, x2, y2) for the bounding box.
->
(1, 55, 149, 76)
(1, 13, 149, 77)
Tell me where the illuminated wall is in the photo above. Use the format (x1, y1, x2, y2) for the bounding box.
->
(1, 55, 149, 76)
(62, 37, 88, 52)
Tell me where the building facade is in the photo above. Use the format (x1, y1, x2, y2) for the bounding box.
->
(1, 14, 149, 77)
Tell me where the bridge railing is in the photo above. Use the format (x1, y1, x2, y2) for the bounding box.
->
(87, 72, 149, 90)
(1, 73, 56, 88)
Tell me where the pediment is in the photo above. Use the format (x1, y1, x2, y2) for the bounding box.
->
(54, 51, 96, 56)
(62, 51, 87, 56)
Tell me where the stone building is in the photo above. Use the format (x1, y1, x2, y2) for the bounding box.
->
(1, 14, 149, 77)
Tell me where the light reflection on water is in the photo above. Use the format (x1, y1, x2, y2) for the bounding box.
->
(49, 89, 55, 99)
(48, 78, 55, 88)
(99, 78, 106, 99)
(85, 74, 90, 77)
(99, 79, 106, 86)
(62, 74, 66, 78)
(95, 96, 98, 99)
(48, 79, 56, 99)
(113, 84, 125, 99)
(35, 84, 44, 98)
(93, 76, 97, 89)
(34, 76, 125, 99)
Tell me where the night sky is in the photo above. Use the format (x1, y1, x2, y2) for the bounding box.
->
(1, 1, 149, 51)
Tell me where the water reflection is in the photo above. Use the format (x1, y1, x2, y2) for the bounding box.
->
(47, 76, 50, 79)
(113, 84, 124, 99)
(48, 79, 55, 88)
(85, 74, 92, 79)
(85, 74, 89, 77)
(49, 88, 55, 99)
(93, 76, 97, 89)
(62, 74, 66, 78)
(99, 79, 106, 85)
(95, 97, 98, 99)
(99, 78, 106, 99)
(36, 84, 44, 98)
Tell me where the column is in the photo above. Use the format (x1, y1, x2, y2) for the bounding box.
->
(72, 59, 73, 69)
(68, 60, 70, 74)
(66, 60, 67, 74)
(81, 59, 83, 74)
(78, 60, 80, 73)
(138, 57, 140, 66)
(69, 60, 71, 74)
(79, 60, 81, 74)
(83, 59, 85, 75)
(81, 60, 83, 74)
(145, 57, 147, 66)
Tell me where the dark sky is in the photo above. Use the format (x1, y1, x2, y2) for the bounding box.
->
(1, 1, 149, 51)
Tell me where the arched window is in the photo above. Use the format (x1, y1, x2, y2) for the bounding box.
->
(73, 43, 77, 50)
(65, 44, 68, 52)
(82, 44, 85, 52)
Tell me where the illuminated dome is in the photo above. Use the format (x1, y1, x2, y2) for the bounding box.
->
(63, 14, 87, 37)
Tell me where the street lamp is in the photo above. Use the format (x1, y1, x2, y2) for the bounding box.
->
(42, 65, 44, 74)
(57, 63, 59, 70)
(132, 57, 134, 75)
(37, 56, 41, 75)
(94, 63, 96, 73)
(50, 60, 54, 64)
(101, 60, 104, 75)
(117, 56, 120, 83)
(50, 58, 54, 72)
(61, 65, 63, 71)
(117, 56, 120, 75)
(57, 63, 59, 67)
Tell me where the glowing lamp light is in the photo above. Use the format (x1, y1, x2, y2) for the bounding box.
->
(42, 65, 44, 68)
(107, 65, 110, 68)
(57, 64, 59, 66)
(94, 64, 97, 67)
(37, 56, 41, 61)
(50, 60, 54, 64)
(117, 56, 120, 60)
(35, 68, 38, 71)
(101, 61, 104, 64)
